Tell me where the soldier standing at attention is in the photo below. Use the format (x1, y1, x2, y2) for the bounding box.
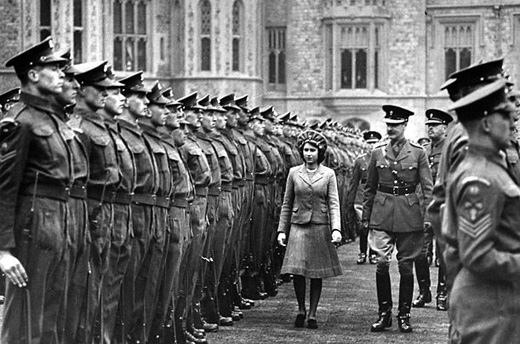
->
(363, 105, 433, 333)
(0, 37, 70, 343)
(70, 60, 123, 344)
(443, 79, 520, 343)
(346, 130, 381, 265)
(412, 109, 452, 311)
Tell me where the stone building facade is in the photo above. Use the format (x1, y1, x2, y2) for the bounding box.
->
(0, 0, 519, 138)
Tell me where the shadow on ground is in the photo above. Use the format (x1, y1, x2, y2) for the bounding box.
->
(209, 242, 449, 344)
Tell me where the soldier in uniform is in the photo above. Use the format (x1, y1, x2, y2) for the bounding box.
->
(443, 79, 520, 344)
(242, 107, 272, 301)
(112, 72, 156, 344)
(176, 92, 212, 343)
(52, 52, 92, 344)
(70, 60, 124, 344)
(96, 66, 137, 343)
(0, 37, 70, 343)
(0, 87, 20, 306)
(413, 109, 452, 311)
(363, 105, 433, 333)
(137, 81, 174, 341)
(346, 130, 381, 264)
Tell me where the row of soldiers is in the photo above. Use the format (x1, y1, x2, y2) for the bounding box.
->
(0, 37, 371, 344)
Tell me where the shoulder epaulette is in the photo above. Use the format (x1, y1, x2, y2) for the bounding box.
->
(409, 141, 424, 149)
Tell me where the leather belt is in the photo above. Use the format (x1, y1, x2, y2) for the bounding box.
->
(132, 193, 157, 206)
(378, 184, 416, 196)
(255, 176, 269, 185)
(69, 184, 87, 199)
(221, 182, 233, 192)
(155, 196, 171, 208)
(171, 196, 189, 208)
(207, 185, 221, 196)
(113, 192, 134, 205)
(21, 184, 71, 202)
(194, 186, 208, 197)
(88, 186, 117, 203)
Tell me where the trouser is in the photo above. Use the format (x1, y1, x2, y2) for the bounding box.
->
(149, 204, 189, 342)
(62, 197, 90, 344)
(200, 195, 220, 323)
(239, 180, 254, 274)
(436, 240, 447, 298)
(355, 204, 373, 256)
(95, 203, 133, 344)
(414, 229, 433, 295)
(77, 200, 114, 344)
(113, 203, 153, 344)
(2, 197, 68, 344)
(178, 195, 208, 331)
(243, 184, 269, 297)
(370, 229, 423, 316)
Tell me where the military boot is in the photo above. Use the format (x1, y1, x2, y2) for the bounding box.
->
(356, 253, 367, 264)
(413, 256, 432, 307)
(370, 273, 393, 332)
(436, 282, 448, 311)
(397, 274, 414, 333)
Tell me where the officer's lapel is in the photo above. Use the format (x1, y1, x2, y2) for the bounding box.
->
(395, 141, 411, 162)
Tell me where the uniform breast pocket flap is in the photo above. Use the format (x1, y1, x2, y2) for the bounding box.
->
(401, 162, 418, 170)
(152, 144, 166, 155)
(188, 147, 202, 157)
(33, 125, 54, 137)
(292, 206, 299, 213)
(128, 140, 145, 154)
(91, 134, 110, 147)
(167, 150, 180, 161)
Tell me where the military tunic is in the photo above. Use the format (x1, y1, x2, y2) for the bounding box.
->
(0, 93, 73, 343)
(443, 144, 520, 343)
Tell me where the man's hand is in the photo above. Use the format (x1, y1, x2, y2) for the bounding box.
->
(0, 250, 28, 288)
(331, 230, 342, 244)
(361, 221, 369, 231)
(277, 232, 287, 247)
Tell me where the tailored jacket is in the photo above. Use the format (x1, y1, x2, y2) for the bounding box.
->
(362, 139, 433, 233)
(277, 164, 341, 234)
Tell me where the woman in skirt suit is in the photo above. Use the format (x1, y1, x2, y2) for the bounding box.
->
(277, 130, 343, 329)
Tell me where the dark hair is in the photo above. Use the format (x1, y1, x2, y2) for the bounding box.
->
(299, 140, 326, 164)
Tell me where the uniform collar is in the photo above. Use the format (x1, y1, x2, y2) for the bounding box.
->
(19, 92, 56, 114)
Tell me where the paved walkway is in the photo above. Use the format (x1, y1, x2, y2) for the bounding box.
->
(209, 242, 449, 344)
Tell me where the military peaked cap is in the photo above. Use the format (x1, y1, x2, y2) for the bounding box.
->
(118, 71, 150, 94)
(425, 109, 453, 125)
(382, 105, 414, 124)
(5, 37, 67, 75)
(362, 130, 382, 143)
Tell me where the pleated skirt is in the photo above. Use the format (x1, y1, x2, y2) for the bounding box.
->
(281, 223, 342, 279)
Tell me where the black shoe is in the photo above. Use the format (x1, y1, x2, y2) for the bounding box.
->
(219, 316, 234, 326)
(412, 290, 432, 307)
(356, 253, 367, 264)
(370, 311, 392, 332)
(436, 295, 448, 311)
(369, 254, 378, 264)
(397, 315, 413, 333)
(307, 318, 318, 329)
(201, 320, 219, 332)
(294, 313, 306, 328)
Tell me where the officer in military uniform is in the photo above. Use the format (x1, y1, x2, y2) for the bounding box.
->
(413, 109, 452, 311)
(0, 37, 71, 343)
(443, 79, 520, 344)
(346, 130, 381, 265)
(363, 105, 433, 333)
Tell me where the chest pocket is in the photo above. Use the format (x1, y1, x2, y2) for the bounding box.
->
(91, 134, 110, 147)
(33, 125, 59, 161)
(399, 162, 418, 182)
(126, 137, 145, 154)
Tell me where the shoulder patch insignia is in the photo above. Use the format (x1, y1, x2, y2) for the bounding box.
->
(457, 177, 492, 238)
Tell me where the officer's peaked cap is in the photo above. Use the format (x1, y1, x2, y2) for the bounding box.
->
(117, 71, 149, 93)
(5, 37, 67, 75)
(425, 109, 453, 125)
(362, 130, 382, 143)
(382, 105, 414, 124)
